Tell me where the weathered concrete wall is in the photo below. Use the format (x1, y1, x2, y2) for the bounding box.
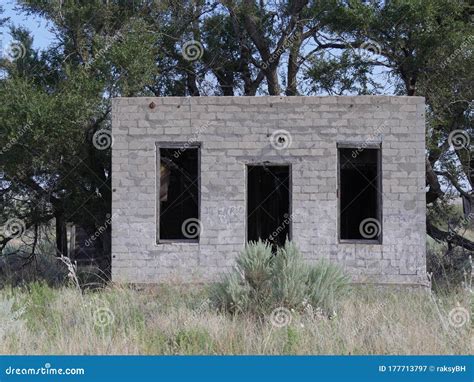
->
(112, 96, 426, 286)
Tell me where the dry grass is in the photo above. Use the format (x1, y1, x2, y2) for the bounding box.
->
(0, 283, 471, 355)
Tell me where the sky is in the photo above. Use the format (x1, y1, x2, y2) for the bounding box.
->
(0, 0, 55, 51)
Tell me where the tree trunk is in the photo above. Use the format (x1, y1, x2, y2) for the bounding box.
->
(214, 69, 235, 96)
(186, 68, 200, 96)
(55, 212, 68, 257)
(286, 24, 303, 96)
(265, 68, 280, 95)
(427, 220, 474, 253)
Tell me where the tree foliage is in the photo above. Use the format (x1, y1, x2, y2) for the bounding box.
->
(0, 0, 472, 273)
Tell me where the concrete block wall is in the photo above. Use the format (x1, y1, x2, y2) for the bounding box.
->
(112, 96, 427, 286)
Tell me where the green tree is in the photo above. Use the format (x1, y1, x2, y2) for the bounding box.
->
(305, 0, 473, 252)
(0, 0, 472, 276)
(1, 2, 160, 270)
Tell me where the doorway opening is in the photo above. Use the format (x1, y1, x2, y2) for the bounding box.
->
(247, 164, 291, 247)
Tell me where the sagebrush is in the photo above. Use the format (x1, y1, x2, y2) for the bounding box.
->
(210, 241, 350, 317)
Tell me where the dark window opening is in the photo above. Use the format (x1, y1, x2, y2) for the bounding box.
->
(247, 165, 291, 248)
(158, 146, 199, 241)
(339, 147, 381, 241)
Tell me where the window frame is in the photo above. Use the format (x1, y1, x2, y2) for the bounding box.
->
(337, 142, 383, 244)
(155, 142, 201, 244)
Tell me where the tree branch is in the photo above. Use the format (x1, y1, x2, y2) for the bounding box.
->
(427, 219, 474, 252)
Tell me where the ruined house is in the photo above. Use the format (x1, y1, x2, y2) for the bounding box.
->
(111, 96, 426, 286)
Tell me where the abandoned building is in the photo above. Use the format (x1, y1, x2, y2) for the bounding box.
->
(111, 96, 426, 286)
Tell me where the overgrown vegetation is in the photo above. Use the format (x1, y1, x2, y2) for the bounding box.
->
(0, 0, 471, 356)
(427, 204, 474, 291)
(0, 240, 470, 355)
(210, 241, 350, 317)
(0, 237, 105, 289)
(0, 237, 68, 288)
(0, 282, 470, 355)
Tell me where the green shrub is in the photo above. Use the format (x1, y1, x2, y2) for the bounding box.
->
(282, 326, 301, 354)
(306, 260, 352, 313)
(210, 240, 350, 317)
(20, 282, 58, 331)
(172, 328, 214, 354)
(0, 296, 26, 340)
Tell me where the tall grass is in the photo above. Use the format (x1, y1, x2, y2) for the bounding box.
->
(0, 240, 471, 355)
(0, 282, 470, 355)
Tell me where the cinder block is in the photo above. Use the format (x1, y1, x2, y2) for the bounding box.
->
(112, 96, 426, 286)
